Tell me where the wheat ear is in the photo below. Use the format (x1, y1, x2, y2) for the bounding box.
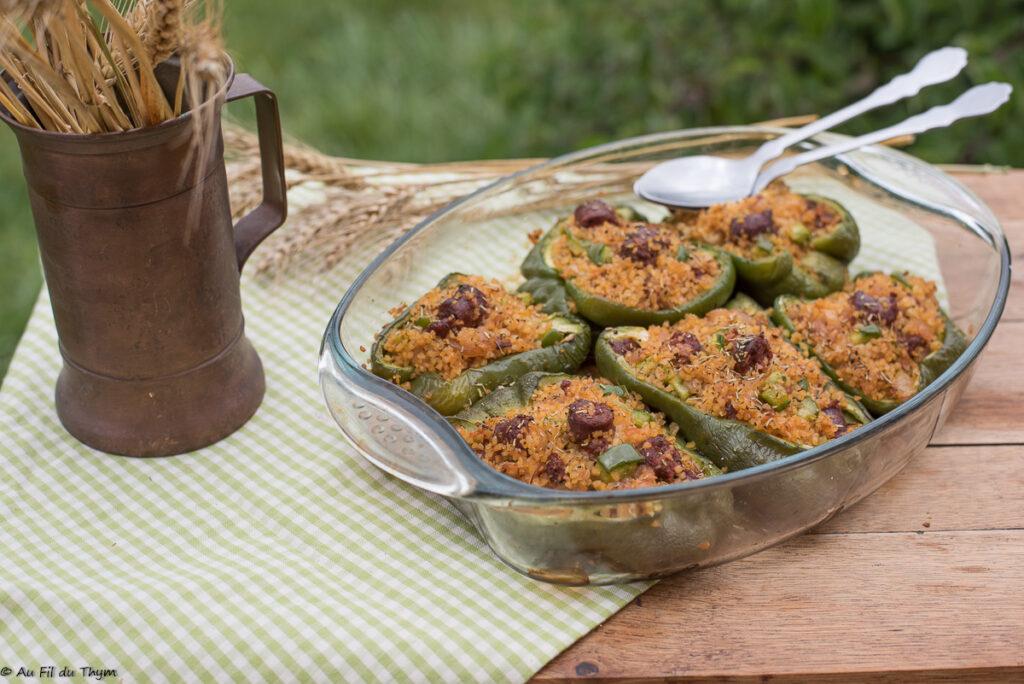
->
(138, 0, 183, 64)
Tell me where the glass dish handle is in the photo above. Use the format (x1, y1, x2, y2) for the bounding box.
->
(318, 341, 519, 498)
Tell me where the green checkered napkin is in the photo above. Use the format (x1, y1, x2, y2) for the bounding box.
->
(0, 174, 943, 682)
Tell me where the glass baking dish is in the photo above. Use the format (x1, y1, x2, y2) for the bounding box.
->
(319, 127, 1010, 585)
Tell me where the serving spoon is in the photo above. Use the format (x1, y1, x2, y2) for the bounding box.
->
(634, 46, 988, 209)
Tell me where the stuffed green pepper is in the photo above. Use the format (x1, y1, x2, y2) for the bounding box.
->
(371, 274, 591, 414)
(772, 271, 968, 415)
(595, 308, 871, 472)
(670, 182, 859, 305)
(451, 372, 721, 490)
(520, 199, 736, 326)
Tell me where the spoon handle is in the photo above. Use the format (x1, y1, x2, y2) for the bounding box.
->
(752, 82, 1013, 193)
(751, 46, 968, 166)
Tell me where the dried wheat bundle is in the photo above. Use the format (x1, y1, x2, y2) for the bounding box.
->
(223, 125, 639, 277)
(222, 113, 922, 278)
(226, 154, 462, 277)
(0, 0, 223, 133)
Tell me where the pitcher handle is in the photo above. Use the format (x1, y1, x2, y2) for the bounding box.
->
(225, 73, 288, 271)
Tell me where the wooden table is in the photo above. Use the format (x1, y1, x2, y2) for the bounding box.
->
(536, 171, 1024, 683)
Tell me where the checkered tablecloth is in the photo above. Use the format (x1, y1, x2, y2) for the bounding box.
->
(0, 173, 943, 682)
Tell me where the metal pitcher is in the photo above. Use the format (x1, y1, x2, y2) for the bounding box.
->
(0, 58, 287, 457)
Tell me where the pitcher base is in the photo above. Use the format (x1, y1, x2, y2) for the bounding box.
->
(55, 336, 265, 457)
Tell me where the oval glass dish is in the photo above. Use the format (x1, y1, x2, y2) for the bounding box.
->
(319, 127, 1010, 585)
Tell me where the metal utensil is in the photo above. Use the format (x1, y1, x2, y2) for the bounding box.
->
(745, 81, 1012, 196)
(634, 46, 975, 208)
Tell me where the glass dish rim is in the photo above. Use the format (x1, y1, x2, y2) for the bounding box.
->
(323, 125, 1011, 505)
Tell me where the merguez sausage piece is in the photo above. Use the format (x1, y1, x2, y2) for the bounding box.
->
(574, 199, 621, 228)
(566, 399, 615, 442)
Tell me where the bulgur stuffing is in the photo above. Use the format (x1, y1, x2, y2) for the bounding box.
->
(456, 376, 713, 491)
(379, 274, 554, 381)
(548, 200, 722, 311)
(674, 181, 842, 261)
(782, 272, 946, 402)
(613, 308, 857, 446)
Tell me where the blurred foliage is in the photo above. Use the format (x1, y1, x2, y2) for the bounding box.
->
(0, 136, 39, 380)
(226, 0, 1024, 164)
(2, 0, 1022, 380)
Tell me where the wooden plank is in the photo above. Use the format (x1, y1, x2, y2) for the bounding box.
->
(992, 217, 1024, 322)
(534, 530, 1024, 681)
(928, 214, 1022, 325)
(895, 172, 1023, 443)
(953, 170, 1024, 231)
(538, 668, 1024, 683)
(933, 321, 1024, 445)
(874, 171, 1024, 444)
(947, 172, 1024, 322)
(995, 220, 1023, 322)
(965, 171, 1024, 322)
(1005, 219, 1024, 322)
(812, 445, 1024, 534)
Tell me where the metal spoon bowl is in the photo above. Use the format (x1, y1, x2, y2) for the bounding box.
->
(633, 47, 989, 209)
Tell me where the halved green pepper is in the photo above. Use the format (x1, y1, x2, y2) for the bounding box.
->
(451, 375, 734, 580)
(723, 292, 765, 315)
(594, 326, 872, 473)
(519, 214, 736, 326)
(371, 274, 592, 415)
(450, 371, 722, 481)
(684, 194, 859, 306)
(772, 283, 968, 416)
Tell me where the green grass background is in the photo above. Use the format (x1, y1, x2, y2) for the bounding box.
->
(1, 0, 1022, 380)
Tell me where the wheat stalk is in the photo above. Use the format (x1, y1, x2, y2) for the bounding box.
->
(1, 0, 222, 133)
(0, 74, 37, 126)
